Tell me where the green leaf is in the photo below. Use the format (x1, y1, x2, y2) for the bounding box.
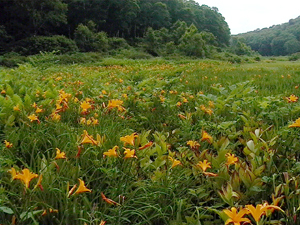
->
(0, 206, 14, 214)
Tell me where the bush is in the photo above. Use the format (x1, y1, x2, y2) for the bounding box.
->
(108, 37, 130, 50)
(28, 52, 104, 66)
(289, 52, 300, 61)
(12, 35, 78, 55)
(0, 52, 28, 67)
(113, 48, 152, 59)
(74, 23, 109, 52)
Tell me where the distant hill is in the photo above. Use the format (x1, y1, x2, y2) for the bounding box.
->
(236, 16, 300, 56)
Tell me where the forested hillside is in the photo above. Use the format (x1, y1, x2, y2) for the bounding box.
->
(0, 0, 231, 57)
(236, 16, 300, 56)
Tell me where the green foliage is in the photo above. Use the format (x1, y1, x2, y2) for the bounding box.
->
(238, 16, 300, 56)
(0, 52, 28, 67)
(229, 37, 254, 56)
(108, 37, 130, 50)
(1, 56, 300, 223)
(74, 23, 109, 52)
(12, 36, 78, 55)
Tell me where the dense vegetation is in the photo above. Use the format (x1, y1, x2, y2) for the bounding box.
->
(0, 55, 300, 224)
(236, 16, 300, 56)
(0, 0, 231, 58)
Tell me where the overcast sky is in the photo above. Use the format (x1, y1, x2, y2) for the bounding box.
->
(198, 0, 300, 35)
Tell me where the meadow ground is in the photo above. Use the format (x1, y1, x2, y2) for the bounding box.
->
(1, 56, 300, 224)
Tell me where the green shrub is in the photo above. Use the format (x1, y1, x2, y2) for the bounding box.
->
(108, 37, 130, 50)
(12, 35, 78, 55)
(289, 52, 300, 61)
(0, 52, 28, 67)
(113, 48, 152, 59)
(29, 52, 104, 66)
(74, 23, 109, 52)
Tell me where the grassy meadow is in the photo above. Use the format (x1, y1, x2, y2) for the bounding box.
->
(1, 56, 300, 224)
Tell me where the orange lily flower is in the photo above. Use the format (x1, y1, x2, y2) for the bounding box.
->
(196, 160, 211, 172)
(34, 174, 43, 191)
(107, 99, 125, 111)
(201, 130, 213, 144)
(14, 168, 38, 188)
(123, 148, 137, 159)
(289, 118, 300, 128)
(168, 156, 182, 168)
(103, 146, 119, 158)
(287, 94, 298, 103)
(187, 140, 200, 150)
(55, 148, 67, 160)
(101, 192, 120, 206)
(8, 167, 17, 180)
(4, 140, 13, 148)
(245, 202, 284, 223)
(74, 179, 92, 194)
(120, 133, 138, 146)
(223, 207, 251, 225)
(28, 114, 40, 123)
(99, 220, 106, 225)
(225, 153, 238, 166)
(80, 101, 92, 114)
(139, 141, 153, 150)
(13, 105, 21, 111)
(80, 130, 98, 145)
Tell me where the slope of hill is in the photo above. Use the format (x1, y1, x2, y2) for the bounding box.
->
(236, 16, 300, 56)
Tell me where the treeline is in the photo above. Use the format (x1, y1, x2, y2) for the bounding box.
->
(236, 16, 300, 56)
(0, 0, 232, 57)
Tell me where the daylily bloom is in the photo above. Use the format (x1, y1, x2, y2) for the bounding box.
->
(209, 101, 215, 108)
(107, 99, 125, 111)
(103, 146, 119, 158)
(50, 112, 61, 121)
(287, 94, 298, 103)
(139, 141, 153, 150)
(14, 168, 38, 188)
(99, 220, 106, 225)
(80, 130, 98, 145)
(55, 148, 67, 160)
(34, 174, 43, 191)
(196, 160, 211, 172)
(13, 105, 20, 111)
(201, 130, 213, 144)
(8, 167, 17, 180)
(205, 108, 213, 115)
(223, 207, 251, 225)
(68, 184, 77, 197)
(42, 208, 58, 216)
(225, 153, 238, 166)
(289, 118, 300, 128)
(80, 101, 92, 114)
(168, 156, 182, 168)
(35, 107, 43, 113)
(120, 133, 138, 146)
(1, 89, 6, 94)
(28, 114, 40, 123)
(4, 140, 13, 148)
(101, 192, 120, 206)
(176, 102, 182, 107)
(203, 171, 218, 177)
(178, 114, 186, 119)
(123, 148, 137, 159)
(245, 202, 284, 223)
(187, 140, 200, 150)
(74, 179, 92, 194)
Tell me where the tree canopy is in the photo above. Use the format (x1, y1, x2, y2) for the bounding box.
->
(0, 0, 231, 55)
(236, 16, 300, 56)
